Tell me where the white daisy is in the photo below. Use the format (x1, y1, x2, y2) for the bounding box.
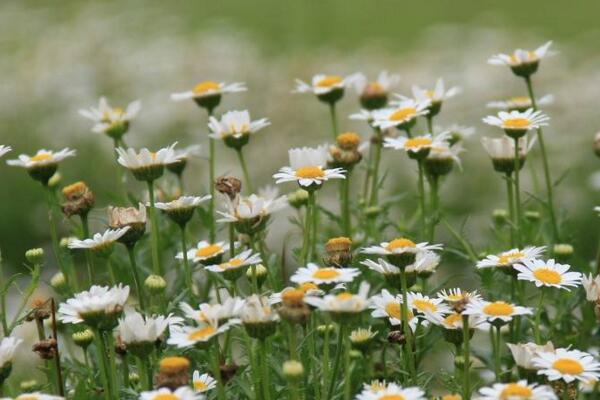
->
(507, 341, 555, 370)
(476, 246, 545, 269)
(171, 81, 246, 101)
(204, 249, 262, 274)
(6, 148, 76, 169)
(426, 142, 464, 169)
(180, 297, 245, 324)
(10, 394, 65, 400)
(481, 136, 536, 162)
(240, 295, 280, 325)
(514, 258, 582, 290)
(463, 300, 533, 323)
(582, 274, 600, 301)
(482, 109, 549, 136)
(474, 380, 557, 400)
(410, 78, 462, 104)
(437, 288, 482, 305)
(407, 292, 450, 324)
(488, 41, 555, 68)
(384, 132, 451, 155)
(58, 284, 129, 326)
(217, 193, 287, 223)
(177, 241, 231, 264)
(167, 320, 235, 348)
(0, 336, 23, 368)
(0, 145, 11, 158)
(118, 309, 181, 346)
(290, 263, 360, 285)
(351, 71, 400, 95)
(362, 238, 443, 256)
(293, 74, 351, 96)
(273, 145, 346, 189)
(444, 124, 476, 142)
(487, 94, 554, 111)
(371, 99, 430, 130)
(370, 289, 421, 330)
(208, 110, 270, 140)
(116, 142, 182, 172)
(67, 227, 130, 254)
(140, 386, 203, 400)
(533, 348, 600, 383)
(355, 382, 426, 400)
(192, 371, 217, 393)
(435, 312, 485, 331)
(155, 195, 211, 212)
(78, 97, 141, 137)
(304, 282, 370, 314)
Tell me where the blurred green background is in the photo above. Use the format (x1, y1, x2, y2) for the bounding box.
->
(2, 0, 600, 271)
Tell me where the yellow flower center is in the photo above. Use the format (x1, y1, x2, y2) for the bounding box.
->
(195, 244, 222, 258)
(444, 313, 463, 328)
(316, 76, 343, 88)
(500, 383, 533, 399)
(368, 380, 387, 392)
(390, 107, 417, 122)
(510, 96, 531, 105)
(62, 181, 88, 198)
(413, 299, 437, 312)
(312, 268, 341, 280)
(498, 251, 524, 265)
(447, 294, 464, 302)
(503, 118, 531, 129)
(282, 289, 306, 306)
(533, 268, 562, 285)
(380, 395, 405, 400)
(295, 166, 325, 179)
(188, 325, 217, 341)
(154, 395, 179, 400)
(193, 80, 221, 94)
(16, 397, 40, 400)
(194, 380, 208, 391)
(336, 132, 361, 148)
(385, 302, 402, 319)
(483, 301, 514, 316)
(425, 89, 436, 98)
(442, 395, 463, 400)
(553, 358, 584, 375)
(366, 82, 385, 93)
(386, 238, 416, 251)
(336, 292, 354, 300)
(30, 153, 53, 162)
(404, 137, 433, 149)
(159, 356, 190, 374)
(219, 258, 244, 270)
(298, 282, 318, 292)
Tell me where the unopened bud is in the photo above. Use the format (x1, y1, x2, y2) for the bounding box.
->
(246, 264, 268, 287)
(287, 189, 309, 209)
(553, 243, 574, 262)
(524, 210, 540, 222)
(48, 172, 62, 188)
(25, 248, 44, 265)
(282, 360, 304, 381)
(145, 275, 167, 294)
(492, 209, 509, 225)
(50, 272, 67, 292)
(72, 329, 94, 349)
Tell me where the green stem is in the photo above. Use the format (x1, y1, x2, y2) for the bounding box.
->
(417, 160, 427, 239)
(45, 186, 71, 287)
(81, 214, 95, 286)
(426, 115, 433, 133)
(322, 323, 330, 397)
(341, 172, 351, 237)
(106, 332, 119, 398)
(329, 103, 338, 141)
(146, 180, 162, 275)
(93, 329, 112, 400)
(127, 245, 145, 311)
(442, 219, 478, 262)
(494, 325, 502, 381)
(209, 140, 216, 243)
(400, 268, 418, 384)
(211, 344, 226, 400)
(534, 289, 546, 344)
(326, 324, 345, 400)
(368, 130, 383, 207)
(236, 148, 254, 194)
(179, 225, 194, 298)
(0, 252, 8, 335)
(462, 315, 471, 400)
(512, 138, 523, 247)
(243, 333, 261, 399)
(428, 174, 439, 242)
(343, 331, 351, 400)
(524, 76, 560, 243)
(505, 173, 516, 247)
(311, 191, 318, 260)
(229, 223, 235, 258)
(260, 339, 271, 400)
(137, 355, 153, 390)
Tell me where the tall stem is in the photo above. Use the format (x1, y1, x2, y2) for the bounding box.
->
(512, 138, 523, 247)
(329, 103, 338, 141)
(45, 186, 71, 287)
(343, 331, 352, 400)
(494, 325, 502, 381)
(505, 173, 516, 247)
(400, 268, 418, 384)
(211, 344, 226, 400)
(462, 315, 471, 400)
(179, 226, 194, 298)
(341, 172, 351, 237)
(417, 160, 427, 239)
(534, 289, 546, 344)
(208, 114, 216, 242)
(236, 148, 254, 194)
(326, 324, 345, 400)
(93, 329, 112, 400)
(428, 174, 439, 242)
(260, 339, 272, 400)
(81, 214, 95, 286)
(146, 180, 162, 275)
(127, 245, 145, 311)
(524, 76, 560, 243)
(369, 131, 383, 207)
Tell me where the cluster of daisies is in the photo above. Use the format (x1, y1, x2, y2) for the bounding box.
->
(1, 39, 600, 400)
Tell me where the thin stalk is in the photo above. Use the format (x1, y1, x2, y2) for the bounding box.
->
(311, 191, 318, 260)
(229, 223, 235, 258)
(106, 332, 119, 398)
(81, 214, 95, 286)
(243, 333, 261, 399)
(93, 329, 112, 400)
(343, 331, 352, 400)
(505, 173, 516, 247)
(462, 315, 471, 400)
(0, 252, 8, 335)
(179, 225, 194, 298)
(236, 148, 254, 194)
(326, 324, 345, 400)
(494, 325, 502, 381)
(300, 201, 311, 265)
(512, 138, 523, 247)
(417, 160, 427, 239)
(322, 323, 330, 396)
(208, 109, 216, 242)
(45, 186, 71, 287)
(121, 355, 130, 389)
(534, 289, 546, 344)
(442, 219, 478, 262)
(426, 115, 433, 133)
(368, 130, 383, 208)
(524, 76, 560, 242)
(211, 344, 226, 400)
(362, 140, 375, 201)
(127, 245, 145, 311)
(137, 355, 153, 390)
(329, 103, 338, 141)
(341, 172, 351, 237)
(428, 174, 439, 242)
(400, 268, 418, 384)
(146, 180, 162, 275)
(260, 339, 272, 400)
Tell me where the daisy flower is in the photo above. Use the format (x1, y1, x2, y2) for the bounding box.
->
(582, 274, 600, 302)
(177, 240, 231, 265)
(294, 74, 351, 103)
(140, 386, 203, 400)
(407, 292, 450, 323)
(372, 99, 430, 131)
(481, 135, 536, 174)
(437, 288, 482, 305)
(273, 145, 346, 190)
(116, 142, 182, 182)
(384, 132, 451, 159)
(204, 249, 262, 280)
(67, 227, 130, 257)
(166, 144, 203, 176)
(409, 78, 461, 116)
(435, 312, 484, 331)
(208, 110, 270, 149)
(425, 142, 464, 176)
(192, 371, 217, 393)
(217, 193, 287, 234)
(9, 394, 65, 400)
(167, 320, 235, 348)
(487, 94, 554, 112)
(304, 282, 370, 322)
(78, 97, 141, 139)
(488, 41, 555, 77)
(442, 124, 476, 146)
(476, 246, 545, 270)
(0, 145, 11, 158)
(290, 263, 360, 285)
(171, 80, 246, 111)
(351, 71, 400, 110)
(0, 336, 23, 370)
(356, 382, 426, 400)
(7, 148, 76, 184)
(180, 297, 244, 324)
(474, 380, 557, 400)
(514, 258, 582, 290)
(507, 341, 555, 370)
(241, 295, 280, 339)
(58, 284, 129, 329)
(155, 195, 211, 227)
(482, 109, 549, 139)
(370, 289, 420, 330)
(533, 348, 600, 383)
(118, 310, 182, 351)
(361, 238, 442, 263)
(463, 300, 533, 323)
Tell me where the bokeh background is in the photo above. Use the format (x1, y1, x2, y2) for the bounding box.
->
(2, 0, 600, 271)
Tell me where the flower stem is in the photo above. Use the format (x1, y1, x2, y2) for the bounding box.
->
(126, 245, 145, 311)
(236, 148, 254, 194)
(211, 344, 226, 400)
(428, 174, 440, 242)
(326, 324, 345, 400)
(260, 339, 271, 400)
(341, 171, 351, 237)
(462, 315, 471, 400)
(93, 329, 112, 400)
(322, 323, 330, 396)
(343, 331, 352, 400)
(493, 325, 502, 381)
(524, 76, 560, 243)
(534, 289, 546, 344)
(146, 180, 162, 275)
(329, 103, 338, 141)
(368, 130, 383, 207)
(505, 173, 516, 247)
(400, 268, 418, 385)
(417, 160, 427, 239)
(512, 138, 523, 247)
(45, 186, 72, 288)
(137, 356, 153, 390)
(81, 214, 95, 286)
(179, 225, 194, 298)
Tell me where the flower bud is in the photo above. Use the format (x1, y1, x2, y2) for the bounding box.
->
(246, 264, 268, 287)
(128, 372, 140, 385)
(317, 324, 335, 334)
(287, 189, 309, 209)
(72, 329, 94, 349)
(524, 210, 540, 222)
(156, 356, 190, 391)
(492, 209, 509, 226)
(50, 272, 67, 292)
(20, 379, 43, 393)
(48, 172, 62, 188)
(553, 243, 574, 262)
(25, 248, 44, 265)
(282, 360, 304, 381)
(349, 327, 377, 351)
(145, 274, 167, 294)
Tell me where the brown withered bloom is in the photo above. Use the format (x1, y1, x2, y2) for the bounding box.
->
(323, 237, 353, 267)
(155, 356, 190, 390)
(278, 288, 311, 325)
(26, 298, 51, 322)
(107, 204, 147, 247)
(387, 330, 406, 345)
(61, 181, 95, 217)
(33, 338, 57, 360)
(328, 132, 363, 171)
(220, 363, 239, 383)
(215, 176, 242, 200)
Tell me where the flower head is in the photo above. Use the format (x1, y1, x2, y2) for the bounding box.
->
(177, 241, 231, 265)
(351, 71, 400, 109)
(408, 78, 461, 117)
(583, 274, 600, 302)
(370, 289, 421, 330)
(180, 297, 244, 325)
(192, 371, 217, 393)
(294, 74, 351, 104)
(7, 148, 76, 184)
(372, 99, 430, 131)
(356, 382, 427, 400)
(487, 94, 554, 112)
(208, 110, 270, 149)
(155, 195, 211, 226)
(476, 246, 545, 270)
(273, 145, 346, 190)
(68, 227, 129, 257)
(79, 97, 141, 139)
(217, 193, 287, 234)
(507, 341, 555, 370)
(204, 249, 261, 281)
(241, 295, 279, 339)
(171, 80, 246, 111)
(118, 310, 181, 354)
(533, 348, 600, 383)
(384, 132, 451, 160)
(140, 386, 203, 400)
(488, 41, 555, 77)
(407, 292, 450, 324)
(463, 300, 532, 324)
(481, 136, 536, 174)
(474, 380, 557, 400)
(168, 320, 235, 348)
(58, 284, 129, 329)
(304, 282, 370, 323)
(290, 263, 360, 286)
(514, 258, 581, 290)
(483, 109, 549, 138)
(0, 336, 22, 370)
(116, 143, 182, 181)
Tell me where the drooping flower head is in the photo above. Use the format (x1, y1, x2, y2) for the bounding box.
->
(116, 143, 182, 182)
(79, 97, 141, 139)
(488, 41, 555, 77)
(208, 110, 270, 150)
(117, 309, 182, 355)
(171, 80, 246, 112)
(304, 282, 370, 324)
(7, 148, 76, 185)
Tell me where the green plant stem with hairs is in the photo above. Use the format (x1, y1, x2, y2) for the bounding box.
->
(146, 180, 162, 275)
(326, 324, 346, 400)
(428, 174, 440, 242)
(207, 108, 217, 242)
(211, 344, 226, 400)
(534, 288, 546, 344)
(462, 315, 471, 400)
(236, 148, 254, 194)
(400, 268, 418, 385)
(505, 173, 516, 247)
(81, 214, 95, 286)
(329, 103, 338, 141)
(45, 186, 75, 289)
(127, 245, 145, 311)
(512, 138, 523, 247)
(341, 172, 351, 237)
(179, 225, 194, 298)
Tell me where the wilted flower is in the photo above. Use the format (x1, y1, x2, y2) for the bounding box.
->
(241, 295, 279, 339)
(107, 204, 147, 247)
(61, 181, 95, 217)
